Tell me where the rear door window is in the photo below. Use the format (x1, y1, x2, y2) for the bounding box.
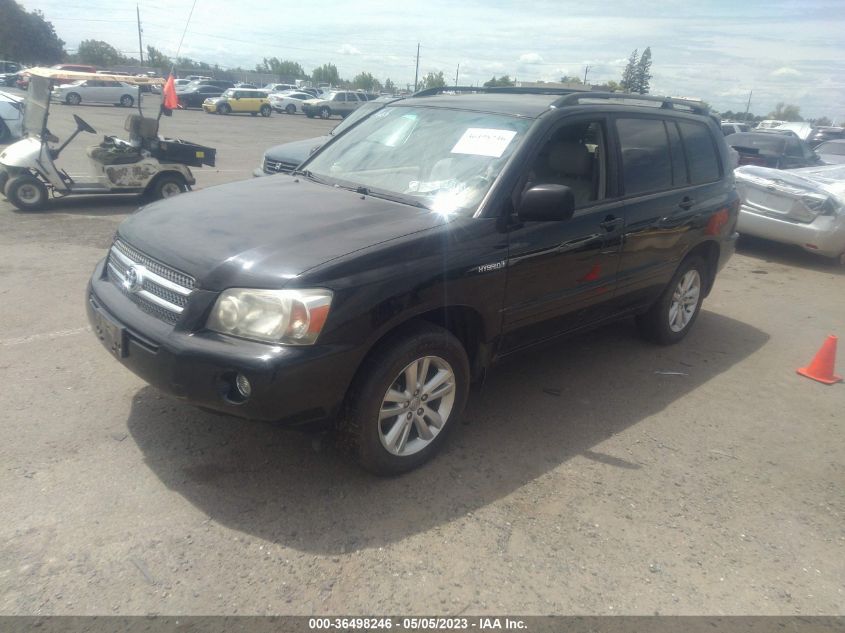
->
(678, 121, 721, 184)
(616, 118, 672, 196)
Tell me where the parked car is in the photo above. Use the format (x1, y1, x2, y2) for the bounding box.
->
(178, 79, 234, 92)
(756, 119, 787, 130)
(721, 122, 750, 136)
(185, 75, 212, 82)
(234, 82, 257, 89)
(202, 89, 272, 116)
(151, 78, 190, 94)
(815, 140, 845, 165)
(302, 90, 368, 119)
(255, 97, 399, 175)
(268, 91, 313, 114)
(264, 83, 297, 93)
(52, 79, 140, 107)
(805, 127, 845, 148)
(754, 128, 799, 137)
(735, 164, 845, 261)
(772, 121, 812, 140)
(0, 90, 24, 142)
(177, 84, 226, 108)
(725, 132, 822, 169)
(0, 61, 22, 87)
(53, 64, 98, 73)
(86, 89, 739, 474)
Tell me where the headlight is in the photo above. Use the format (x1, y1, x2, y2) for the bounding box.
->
(207, 288, 333, 345)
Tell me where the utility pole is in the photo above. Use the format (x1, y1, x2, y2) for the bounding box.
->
(583, 65, 591, 85)
(413, 43, 420, 91)
(743, 89, 753, 122)
(136, 4, 144, 65)
(455, 63, 459, 86)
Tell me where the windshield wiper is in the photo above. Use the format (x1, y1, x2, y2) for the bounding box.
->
(357, 187, 429, 209)
(294, 169, 332, 185)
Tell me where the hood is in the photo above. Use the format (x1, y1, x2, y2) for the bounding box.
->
(0, 90, 23, 104)
(118, 175, 450, 290)
(264, 135, 329, 164)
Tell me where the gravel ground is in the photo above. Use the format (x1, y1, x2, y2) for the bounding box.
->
(0, 96, 843, 616)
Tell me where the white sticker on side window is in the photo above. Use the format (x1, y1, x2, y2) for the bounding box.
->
(451, 128, 517, 158)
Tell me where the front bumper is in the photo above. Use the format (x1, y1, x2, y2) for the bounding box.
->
(86, 258, 361, 424)
(202, 103, 218, 113)
(738, 205, 845, 258)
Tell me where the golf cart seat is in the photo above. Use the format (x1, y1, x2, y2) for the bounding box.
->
(125, 115, 159, 146)
(87, 115, 161, 165)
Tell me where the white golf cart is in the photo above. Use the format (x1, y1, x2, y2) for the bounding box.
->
(0, 67, 216, 211)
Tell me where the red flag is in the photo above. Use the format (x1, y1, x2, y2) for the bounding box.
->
(162, 74, 179, 111)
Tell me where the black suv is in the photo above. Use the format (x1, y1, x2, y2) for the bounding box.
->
(87, 88, 739, 475)
(177, 80, 235, 108)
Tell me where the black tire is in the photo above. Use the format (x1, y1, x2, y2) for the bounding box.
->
(218, 103, 230, 115)
(0, 120, 9, 143)
(636, 256, 707, 345)
(306, 113, 315, 118)
(340, 322, 470, 476)
(285, 104, 296, 115)
(148, 174, 187, 200)
(6, 174, 48, 211)
(0, 166, 9, 193)
(260, 104, 271, 117)
(319, 106, 331, 119)
(120, 94, 134, 107)
(66, 93, 81, 106)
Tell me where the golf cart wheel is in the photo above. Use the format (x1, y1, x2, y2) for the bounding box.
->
(285, 104, 296, 115)
(218, 103, 231, 115)
(260, 104, 272, 117)
(66, 93, 81, 106)
(319, 106, 331, 119)
(6, 174, 48, 211)
(149, 174, 187, 200)
(120, 94, 134, 107)
(0, 120, 10, 143)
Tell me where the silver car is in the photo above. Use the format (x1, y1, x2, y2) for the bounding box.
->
(735, 164, 845, 261)
(52, 79, 139, 107)
(816, 140, 845, 165)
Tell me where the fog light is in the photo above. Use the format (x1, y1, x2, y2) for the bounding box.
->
(235, 373, 252, 399)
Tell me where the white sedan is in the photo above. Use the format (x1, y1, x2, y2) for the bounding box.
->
(268, 91, 313, 114)
(52, 79, 140, 107)
(0, 90, 24, 142)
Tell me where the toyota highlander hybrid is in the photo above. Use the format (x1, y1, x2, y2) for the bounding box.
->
(87, 88, 739, 475)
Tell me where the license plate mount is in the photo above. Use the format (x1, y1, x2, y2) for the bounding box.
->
(94, 309, 127, 359)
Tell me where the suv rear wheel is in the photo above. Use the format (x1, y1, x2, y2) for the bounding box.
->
(637, 256, 706, 344)
(341, 322, 470, 475)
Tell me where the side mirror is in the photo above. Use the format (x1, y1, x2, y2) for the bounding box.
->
(519, 184, 575, 222)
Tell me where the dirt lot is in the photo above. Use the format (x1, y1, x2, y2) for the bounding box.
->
(0, 96, 843, 616)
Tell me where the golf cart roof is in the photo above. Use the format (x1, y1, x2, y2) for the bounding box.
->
(26, 67, 165, 86)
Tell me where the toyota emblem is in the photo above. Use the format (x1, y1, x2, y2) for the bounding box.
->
(123, 265, 144, 293)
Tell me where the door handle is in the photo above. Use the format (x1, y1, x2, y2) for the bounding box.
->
(678, 196, 695, 210)
(599, 216, 623, 232)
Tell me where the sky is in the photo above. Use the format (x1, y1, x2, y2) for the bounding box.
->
(20, 0, 845, 120)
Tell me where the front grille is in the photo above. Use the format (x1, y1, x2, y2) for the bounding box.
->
(106, 239, 195, 324)
(263, 156, 298, 174)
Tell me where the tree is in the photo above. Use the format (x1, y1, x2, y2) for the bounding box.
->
(768, 102, 802, 122)
(352, 71, 381, 92)
(633, 46, 652, 94)
(146, 46, 172, 73)
(808, 116, 831, 126)
(605, 80, 621, 92)
(559, 75, 583, 85)
(312, 63, 340, 86)
(256, 57, 306, 82)
(483, 74, 515, 87)
(76, 39, 125, 67)
(620, 49, 638, 92)
(419, 70, 446, 90)
(384, 78, 396, 93)
(0, 0, 65, 64)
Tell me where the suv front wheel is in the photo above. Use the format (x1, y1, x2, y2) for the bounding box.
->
(341, 322, 470, 475)
(637, 256, 706, 344)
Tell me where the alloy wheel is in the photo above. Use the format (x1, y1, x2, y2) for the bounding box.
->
(668, 269, 701, 332)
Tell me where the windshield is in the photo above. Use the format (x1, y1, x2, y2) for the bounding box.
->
(222, 89, 235, 98)
(727, 133, 787, 154)
(304, 105, 532, 214)
(24, 75, 51, 135)
(330, 100, 388, 136)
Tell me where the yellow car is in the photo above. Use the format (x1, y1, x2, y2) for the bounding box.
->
(203, 89, 272, 116)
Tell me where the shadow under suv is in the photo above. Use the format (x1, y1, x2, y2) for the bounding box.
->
(87, 87, 740, 475)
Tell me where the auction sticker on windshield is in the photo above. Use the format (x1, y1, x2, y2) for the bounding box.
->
(451, 128, 517, 158)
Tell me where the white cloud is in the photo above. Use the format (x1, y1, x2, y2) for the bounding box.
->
(518, 53, 544, 64)
(771, 66, 801, 77)
(337, 44, 362, 56)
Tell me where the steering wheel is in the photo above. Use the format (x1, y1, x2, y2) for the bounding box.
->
(73, 114, 97, 134)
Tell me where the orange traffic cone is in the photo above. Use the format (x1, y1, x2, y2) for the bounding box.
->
(797, 335, 842, 385)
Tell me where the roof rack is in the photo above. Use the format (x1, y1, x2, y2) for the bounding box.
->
(551, 92, 710, 115)
(412, 85, 588, 98)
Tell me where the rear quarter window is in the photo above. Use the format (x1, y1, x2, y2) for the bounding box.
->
(678, 121, 721, 184)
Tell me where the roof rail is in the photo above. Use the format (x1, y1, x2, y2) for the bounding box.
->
(411, 85, 588, 98)
(551, 92, 710, 115)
